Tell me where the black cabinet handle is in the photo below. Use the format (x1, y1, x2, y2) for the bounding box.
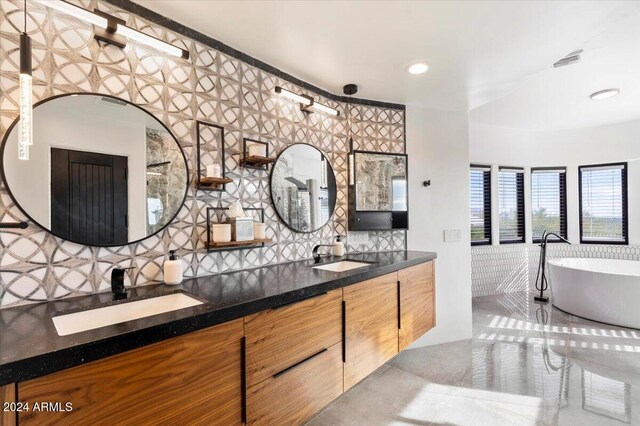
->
(272, 348, 328, 379)
(241, 336, 247, 424)
(271, 292, 328, 310)
(397, 280, 401, 330)
(342, 300, 347, 363)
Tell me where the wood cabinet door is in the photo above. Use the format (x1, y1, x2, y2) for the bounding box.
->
(398, 261, 435, 351)
(1, 384, 16, 426)
(343, 272, 399, 390)
(19, 319, 244, 426)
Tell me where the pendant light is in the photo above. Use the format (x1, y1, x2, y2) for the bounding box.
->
(18, 0, 33, 160)
(320, 154, 328, 188)
(344, 84, 358, 185)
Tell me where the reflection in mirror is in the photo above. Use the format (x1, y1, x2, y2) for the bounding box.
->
(354, 152, 407, 211)
(270, 144, 336, 232)
(1, 94, 188, 246)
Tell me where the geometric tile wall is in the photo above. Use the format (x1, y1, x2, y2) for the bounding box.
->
(471, 244, 530, 297)
(472, 244, 640, 297)
(0, 0, 406, 308)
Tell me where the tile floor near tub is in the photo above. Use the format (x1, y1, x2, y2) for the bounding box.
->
(307, 292, 640, 426)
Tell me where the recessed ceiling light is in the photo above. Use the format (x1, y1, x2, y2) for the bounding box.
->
(590, 88, 620, 100)
(408, 62, 429, 75)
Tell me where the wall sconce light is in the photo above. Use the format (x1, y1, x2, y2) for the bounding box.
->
(35, 0, 189, 59)
(274, 86, 340, 116)
(302, 101, 340, 117)
(274, 86, 312, 106)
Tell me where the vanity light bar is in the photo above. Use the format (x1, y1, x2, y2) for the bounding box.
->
(116, 24, 188, 59)
(274, 86, 340, 116)
(274, 86, 313, 106)
(34, 0, 109, 28)
(309, 102, 340, 116)
(35, 0, 189, 59)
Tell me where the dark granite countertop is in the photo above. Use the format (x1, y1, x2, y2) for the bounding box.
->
(0, 250, 436, 386)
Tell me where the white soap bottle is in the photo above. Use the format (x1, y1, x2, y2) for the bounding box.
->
(333, 235, 346, 257)
(164, 250, 183, 285)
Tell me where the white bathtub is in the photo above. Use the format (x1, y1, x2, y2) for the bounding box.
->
(548, 258, 640, 329)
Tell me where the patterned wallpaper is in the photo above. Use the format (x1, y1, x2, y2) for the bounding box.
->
(0, 0, 406, 307)
(472, 244, 640, 297)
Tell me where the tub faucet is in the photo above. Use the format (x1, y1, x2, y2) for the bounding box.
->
(312, 244, 333, 264)
(534, 230, 571, 303)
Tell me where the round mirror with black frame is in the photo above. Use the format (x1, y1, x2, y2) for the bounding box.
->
(0, 93, 189, 247)
(270, 143, 336, 233)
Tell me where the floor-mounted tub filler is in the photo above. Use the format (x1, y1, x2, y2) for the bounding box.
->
(549, 258, 640, 329)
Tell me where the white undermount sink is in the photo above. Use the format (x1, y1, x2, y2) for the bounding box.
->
(52, 292, 204, 336)
(312, 260, 373, 273)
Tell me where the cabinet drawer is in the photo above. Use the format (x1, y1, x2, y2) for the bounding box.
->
(246, 343, 343, 425)
(244, 289, 342, 387)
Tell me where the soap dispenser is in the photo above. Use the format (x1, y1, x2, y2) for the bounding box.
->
(333, 235, 346, 257)
(164, 250, 183, 285)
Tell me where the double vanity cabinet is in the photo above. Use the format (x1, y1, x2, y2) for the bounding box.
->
(1, 259, 435, 426)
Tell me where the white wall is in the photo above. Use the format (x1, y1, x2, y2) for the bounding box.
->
(406, 106, 472, 346)
(470, 120, 640, 244)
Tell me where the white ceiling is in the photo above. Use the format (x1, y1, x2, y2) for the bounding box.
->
(133, 0, 640, 130)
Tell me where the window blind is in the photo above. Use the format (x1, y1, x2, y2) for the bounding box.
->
(498, 167, 524, 243)
(470, 165, 491, 245)
(531, 168, 567, 242)
(579, 163, 627, 244)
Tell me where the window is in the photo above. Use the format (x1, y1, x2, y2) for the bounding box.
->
(531, 168, 567, 242)
(470, 165, 491, 245)
(498, 167, 525, 243)
(392, 177, 408, 211)
(579, 163, 628, 244)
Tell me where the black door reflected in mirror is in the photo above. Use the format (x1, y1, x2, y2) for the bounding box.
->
(0, 93, 189, 247)
(270, 144, 336, 233)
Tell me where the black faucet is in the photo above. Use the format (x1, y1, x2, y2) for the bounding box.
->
(534, 230, 571, 303)
(312, 244, 334, 264)
(111, 267, 134, 300)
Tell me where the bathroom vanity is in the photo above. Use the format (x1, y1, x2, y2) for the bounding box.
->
(0, 251, 435, 425)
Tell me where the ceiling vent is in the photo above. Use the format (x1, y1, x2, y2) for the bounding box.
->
(553, 50, 582, 68)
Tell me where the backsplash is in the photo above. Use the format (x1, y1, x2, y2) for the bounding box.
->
(471, 244, 640, 297)
(0, 0, 406, 307)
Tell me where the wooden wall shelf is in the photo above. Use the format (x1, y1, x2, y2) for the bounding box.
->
(196, 121, 229, 191)
(241, 155, 276, 167)
(242, 138, 273, 171)
(199, 177, 233, 189)
(205, 207, 268, 252)
(206, 238, 272, 249)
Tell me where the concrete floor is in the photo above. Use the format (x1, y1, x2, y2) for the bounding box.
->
(307, 292, 640, 425)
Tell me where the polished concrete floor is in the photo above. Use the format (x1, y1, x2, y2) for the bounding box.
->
(308, 292, 640, 425)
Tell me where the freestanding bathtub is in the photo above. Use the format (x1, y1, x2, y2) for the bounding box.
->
(548, 258, 640, 329)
